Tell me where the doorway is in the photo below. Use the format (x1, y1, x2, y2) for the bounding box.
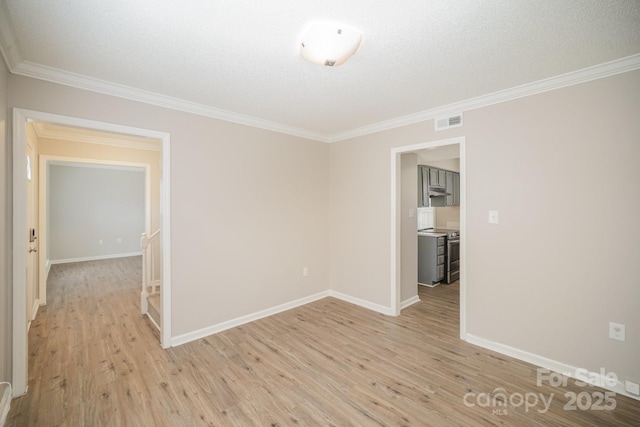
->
(39, 157, 151, 304)
(12, 109, 172, 397)
(390, 136, 466, 337)
(25, 135, 38, 331)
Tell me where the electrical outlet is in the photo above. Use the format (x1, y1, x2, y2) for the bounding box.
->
(609, 322, 625, 342)
(625, 380, 640, 395)
(302, 267, 308, 277)
(98, 239, 103, 245)
(117, 237, 122, 244)
(488, 210, 499, 224)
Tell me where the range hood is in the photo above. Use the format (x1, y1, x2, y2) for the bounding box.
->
(428, 187, 451, 197)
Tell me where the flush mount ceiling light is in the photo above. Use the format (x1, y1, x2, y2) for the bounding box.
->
(300, 22, 362, 67)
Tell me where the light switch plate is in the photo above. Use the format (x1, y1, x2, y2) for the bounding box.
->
(488, 210, 499, 224)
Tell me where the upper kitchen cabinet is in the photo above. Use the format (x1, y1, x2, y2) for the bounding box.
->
(446, 171, 454, 206)
(445, 171, 461, 207)
(418, 166, 429, 207)
(419, 165, 460, 207)
(428, 167, 446, 188)
(453, 173, 460, 206)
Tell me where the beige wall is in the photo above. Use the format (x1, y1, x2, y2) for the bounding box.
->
(48, 165, 145, 260)
(0, 52, 9, 382)
(417, 157, 459, 172)
(400, 153, 418, 304)
(329, 70, 640, 386)
(7, 75, 331, 340)
(38, 137, 161, 234)
(3, 65, 638, 392)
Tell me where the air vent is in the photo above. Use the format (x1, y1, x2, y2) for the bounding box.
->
(435, 113, 464, 131)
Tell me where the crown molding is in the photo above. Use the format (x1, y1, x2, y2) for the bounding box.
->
(326, 53, 640, 142)
(12, 60, 332, 143)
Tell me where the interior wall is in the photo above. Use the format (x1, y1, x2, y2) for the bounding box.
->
(329, 69, 640, 387)
(417, 157, 459, 172)
(7, 74, 330, 339)
(49, 164, 145, 261)
(38, 137, 162, 276)
(0, 50, 9, 383)
(400, 153, 418, 304)
(37, 137, 161, 234)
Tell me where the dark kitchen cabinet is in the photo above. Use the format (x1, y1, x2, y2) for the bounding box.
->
(446, 171, 454, 206)
(445, 170, 461, 207)
(428, 167, 446, 188)
(418, 166, 429, 207)
(453, 173, 460, 206)
(419, 165, 460, 207)
(418, 234, 446, 285)
(429, 168, 439, 187)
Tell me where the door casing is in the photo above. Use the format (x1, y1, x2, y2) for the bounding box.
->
(12, 108, 172, 397)
(390, 136, 466, 339)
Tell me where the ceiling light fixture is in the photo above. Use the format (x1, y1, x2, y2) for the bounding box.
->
(300, 22, 362, 67)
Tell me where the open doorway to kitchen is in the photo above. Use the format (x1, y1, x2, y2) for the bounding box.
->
(12, 109, 172, 397)
(390, 136, 466, 337)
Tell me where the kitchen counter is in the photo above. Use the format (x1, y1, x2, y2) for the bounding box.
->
(418, 231, 447, 237)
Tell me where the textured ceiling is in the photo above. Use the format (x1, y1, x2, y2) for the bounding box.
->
(1, 1, 639, 140)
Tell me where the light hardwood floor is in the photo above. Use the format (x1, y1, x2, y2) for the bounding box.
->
(8, 257, 640, 426)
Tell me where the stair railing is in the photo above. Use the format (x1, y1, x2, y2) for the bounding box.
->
(140, 229, 160, 315)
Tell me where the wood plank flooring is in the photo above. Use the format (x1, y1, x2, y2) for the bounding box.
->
(8, 257, 640, 426)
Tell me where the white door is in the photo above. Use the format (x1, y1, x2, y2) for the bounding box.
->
(26, 142, 39, 324)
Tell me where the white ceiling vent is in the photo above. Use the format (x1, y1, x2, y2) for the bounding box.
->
(435, 113, 463, 131)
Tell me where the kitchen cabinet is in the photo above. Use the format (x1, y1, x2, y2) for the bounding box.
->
(453, 173, 460, 206)
(445, 170, 460, 207)
(418, 234, 446, 285)
(428, 168, 439, 187)
(438, 169, 447, 187)
(418, 165, 460, 207)
(428, 167, 446, 188)
(418, 166, 429, 207)
(446, 171, 454, 206)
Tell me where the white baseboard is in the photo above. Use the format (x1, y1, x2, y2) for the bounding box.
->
(463, 333, 640, 401)
(171, 291, 331, 347)
(418, 282, 439, 288)
(328, 290, 394, 315)
(400, 295, 421, 310)
(145, 312, 161, 332)
(31, 299, 39, 320)
(50, 251, 142, 265)
(27, 299, 39, 332)
(171, 289, 399, 347)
